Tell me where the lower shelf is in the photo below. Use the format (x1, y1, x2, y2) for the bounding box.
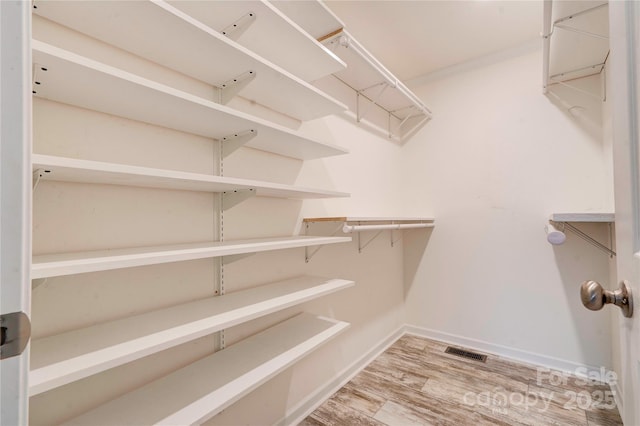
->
(30, 276, 354, 396)
(63, 313, 350, 425)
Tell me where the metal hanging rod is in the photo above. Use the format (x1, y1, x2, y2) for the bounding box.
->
(342, 223, 434, 233)
(348, 223, 434, 254)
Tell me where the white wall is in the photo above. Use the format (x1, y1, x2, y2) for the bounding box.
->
(401, 47, 615, 371)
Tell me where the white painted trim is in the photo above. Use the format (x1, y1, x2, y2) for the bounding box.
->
(404, 325, 615, 383)
(612, 378, 623, 416)
(277, 325, 405, 426)
(406, 38, 540, 88)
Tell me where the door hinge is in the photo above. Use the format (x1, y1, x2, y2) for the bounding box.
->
(0, 312, 31, 360)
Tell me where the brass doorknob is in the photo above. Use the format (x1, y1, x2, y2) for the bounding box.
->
(580, 280, 633, 318)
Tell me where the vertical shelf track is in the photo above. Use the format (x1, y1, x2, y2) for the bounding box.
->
(214, 139, 225, 351)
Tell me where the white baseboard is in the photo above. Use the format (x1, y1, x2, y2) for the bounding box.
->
(276, 325, 405, 426)
(404, 324, 615, 383)
(277, 323, 618, 426)
(612, 379, 624, 420)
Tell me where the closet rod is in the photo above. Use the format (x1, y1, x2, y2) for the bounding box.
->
(342, 223, 434, 233)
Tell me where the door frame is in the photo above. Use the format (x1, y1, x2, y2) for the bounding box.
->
(0, 1, 32, 424)
(609, 0, 640, 424)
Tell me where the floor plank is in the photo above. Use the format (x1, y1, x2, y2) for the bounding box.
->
(301, 335, 623, 426)
(310, 398, 386, 426)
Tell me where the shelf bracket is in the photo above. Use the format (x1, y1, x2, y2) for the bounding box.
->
(555, 24, 608, 40)
(552, 220, 616, 257)
(220, 11, 256, 41)
(223, 253, 255, 265)
(357, 82, 389, 124)
(221, 129, 257, 158)
(32, 168, 50, 191)
(391, 108, 430, 142)
(390, 229, 403, 247)
(219, 70, 256, 104)
(358, 229, 384, 253)
(304, 222, 343, 263)
(222, 188, 256, 211)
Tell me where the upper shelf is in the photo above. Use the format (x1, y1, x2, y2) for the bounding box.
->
(166, 0, 346, 82)
(32, 0, 346, 121)
(33, 154, 349, 200)
(30, 275, 354, 396)
(62, 313, 349, 426)
(543, 1, 609, 91)
(32, 41, 347, 161)
(32, 236, 352, 279)
(271, 0, 431, 143)
(550, 212, 614, 223)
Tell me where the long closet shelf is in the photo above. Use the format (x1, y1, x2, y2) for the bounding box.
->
(32, 41, 348, 161)
(543, 1, 609, 90)
(32, 236, 352, 279)
(33, 154, 349, 200)
(166, 0, 346, 82)
(550, 212, 614, 223)
(30, 276, 354, 396)
(32, 0, 346, 121)
(62, 313, 349, 425)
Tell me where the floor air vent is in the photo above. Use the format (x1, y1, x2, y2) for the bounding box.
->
(444, 346, 487, 362)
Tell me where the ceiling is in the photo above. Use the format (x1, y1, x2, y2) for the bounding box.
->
(324, 1, 543, 82)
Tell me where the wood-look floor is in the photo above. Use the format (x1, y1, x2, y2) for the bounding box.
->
(301, 335, 623, 426)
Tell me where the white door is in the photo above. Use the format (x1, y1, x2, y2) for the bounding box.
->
(609, 1, 640, 424)
(0, 1, 32, 424)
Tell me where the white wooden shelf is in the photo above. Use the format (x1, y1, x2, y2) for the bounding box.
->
(32, 236, 352, 279)
(550, 212, 614, 223)
(33, 154, 349, 200)
(32, 0, 346, 121)
(30, 276, 354, 396)
(271, 0, 344, 41)
(32, 41, 348, 161)
(166, 0, 346, 82)
(543, 1, 609, 90)
(62, 313, 349, 425)
(271, 1, 431, 143)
